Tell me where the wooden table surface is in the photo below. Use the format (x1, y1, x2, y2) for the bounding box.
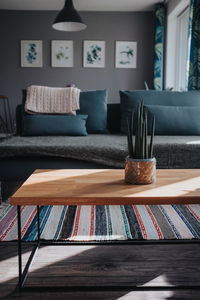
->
(10, 169, 200, 206)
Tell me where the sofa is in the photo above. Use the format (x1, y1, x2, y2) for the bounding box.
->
(1, 89, 200, 202)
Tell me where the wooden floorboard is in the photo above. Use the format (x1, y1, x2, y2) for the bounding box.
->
(0, 242, 200, 299)
(6, 290, 200, 300)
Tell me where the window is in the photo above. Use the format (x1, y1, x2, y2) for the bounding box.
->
(176, 7, 189, 91)
(165, 0, 190, 91)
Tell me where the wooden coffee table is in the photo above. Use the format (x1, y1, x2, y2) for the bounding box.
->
(10, 169, 200, 291)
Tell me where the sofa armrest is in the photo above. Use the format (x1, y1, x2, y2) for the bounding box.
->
(16, 105, 23, 135)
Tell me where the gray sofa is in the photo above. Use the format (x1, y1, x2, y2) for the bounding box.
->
(1, 90, 200, 202)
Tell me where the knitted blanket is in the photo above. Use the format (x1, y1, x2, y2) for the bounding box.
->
(25, 85, 80, 115)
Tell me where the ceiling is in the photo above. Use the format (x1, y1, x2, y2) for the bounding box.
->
(0, 0, 164, 12)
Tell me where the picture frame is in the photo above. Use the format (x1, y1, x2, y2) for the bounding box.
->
(51, 40, 74, 68)
(83, 40, 105, 68)
(115, 41, 137, 69)
(21, 40, 43, 67)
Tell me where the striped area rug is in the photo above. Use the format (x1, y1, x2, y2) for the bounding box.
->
(1, 204, 200, 241)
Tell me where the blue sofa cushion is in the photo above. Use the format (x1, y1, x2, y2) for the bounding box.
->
(16, 103, 121, 135)
(22, 114, 88, 136)
(77, 90, 108, 133)
(120, 90, 200, 134)
(146, 105, 200, 135)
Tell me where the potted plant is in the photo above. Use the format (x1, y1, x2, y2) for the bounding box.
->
(125, 101, 156, 184)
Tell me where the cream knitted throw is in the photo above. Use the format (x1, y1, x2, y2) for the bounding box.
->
(25, 85, 80, 115)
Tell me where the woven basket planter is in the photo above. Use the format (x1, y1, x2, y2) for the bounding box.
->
(125, 157, 156, 185)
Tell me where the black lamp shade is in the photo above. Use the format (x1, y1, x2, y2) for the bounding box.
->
(52, 0, 86, 31)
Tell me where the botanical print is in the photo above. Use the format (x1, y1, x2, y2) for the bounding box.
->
(115, 41, 137, 69)
(21, 40, 42, 67)
(51, 40, 73, 68)
(26, 43, 37, 64)
(87, 44, 103, 64)
(119, 47, 134, 65)
(83, 41, 105, 68)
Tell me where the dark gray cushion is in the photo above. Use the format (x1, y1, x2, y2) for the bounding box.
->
(146, 105, 200, 135)
(120, 90, 200, 134)
(22, 114, 88, 136)
(77, 90, 108, 133)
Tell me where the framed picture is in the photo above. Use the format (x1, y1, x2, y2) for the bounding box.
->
(21, 40, 43, 67)
(51, 40, 74, 68)
(83, 40, 105, 68)
(115, 41, 137, 68)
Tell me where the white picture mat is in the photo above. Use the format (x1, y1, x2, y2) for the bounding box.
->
(51, 40, 74, 67)
(21, 40, 43, 67)
(115, 41, 137, 69)
(83, 40, 105, 68)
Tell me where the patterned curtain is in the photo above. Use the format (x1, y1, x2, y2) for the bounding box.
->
(187, 0, 200, 90)
(153, 4, 165, 90)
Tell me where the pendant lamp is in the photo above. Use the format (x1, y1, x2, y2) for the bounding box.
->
(52, 0, 86, 32)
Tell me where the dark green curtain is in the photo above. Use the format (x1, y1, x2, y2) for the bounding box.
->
(153, 4, 165, 90)
(187, 0, 200, 90)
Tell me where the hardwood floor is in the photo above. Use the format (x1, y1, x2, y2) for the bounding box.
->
(1, 242, 200, 299)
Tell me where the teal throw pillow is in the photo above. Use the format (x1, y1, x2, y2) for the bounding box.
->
(146, 105, 200, 135)
(77, 90, 108, 133)
(22, 114, 88, 136)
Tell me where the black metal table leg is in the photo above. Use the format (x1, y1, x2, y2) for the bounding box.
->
(17, 205, 22, 290)
(16, 205, 40, 291)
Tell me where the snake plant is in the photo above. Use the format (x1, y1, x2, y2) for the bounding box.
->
(127, 101, 155, 159)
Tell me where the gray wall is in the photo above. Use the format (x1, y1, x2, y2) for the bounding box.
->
(0, 10, 154, 118)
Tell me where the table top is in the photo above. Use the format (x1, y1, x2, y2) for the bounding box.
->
(10, 169, 200, 206)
